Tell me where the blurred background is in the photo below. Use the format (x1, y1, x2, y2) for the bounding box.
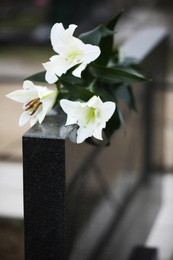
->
(1, 0, 173, 259)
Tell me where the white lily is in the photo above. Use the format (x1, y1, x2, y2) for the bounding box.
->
(60, 96, 116, 144)
(6, 80, 58, 127)
(43, 23, 101, 84)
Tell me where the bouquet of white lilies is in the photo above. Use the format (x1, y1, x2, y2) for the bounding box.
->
(7, 11, 149, 145)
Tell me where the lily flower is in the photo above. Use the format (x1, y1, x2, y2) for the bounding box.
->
(60, 96, 116, 143)
(43, 23, 101, 84)
(6, 80, 58, 127)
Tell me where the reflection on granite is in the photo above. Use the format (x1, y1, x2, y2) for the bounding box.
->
(23, 105, 78, 142)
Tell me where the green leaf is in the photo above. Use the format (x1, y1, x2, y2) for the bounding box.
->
(122, 57, 139, 66)
(25, 71, 47, 83)
(59, 77, 93, 101)
(79, 25, 115, 46)
(117, 67, 144, 78)
(116, 102, 126, 133)
(87, 80, 96, 92)
(62, 73, 88, 87)
(79, 10, 124, 66)
(89, 63, 151, 84)
(104, 107, 121, 142)
(115, 84, 137, 111)
(106, 9, 124, 30)
(93, 83, 116, 103)
(66, 63, 82, 75)
(104, 100, 126, 144)
(57, 90, 69, 101)
(97, 10, 124, 65)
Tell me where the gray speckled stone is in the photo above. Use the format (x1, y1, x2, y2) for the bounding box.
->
(23, 107, 72, 260)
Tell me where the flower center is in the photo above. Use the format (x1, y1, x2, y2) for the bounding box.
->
(67, 50, 83, 63)
(25, 98, 42, 116)
(85, 107, 95, 125)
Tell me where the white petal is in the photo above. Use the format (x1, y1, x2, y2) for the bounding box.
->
(51, 23, 77, 54)
(66, 115, 78, 125)
(36, 86, 57, 100)
(87, 96, 102, 108)
(67, 24, 78, 36)
(77, 107, 91, 127)
(19, 111, 30, 126)
(72, 63, 87, 77)
(6, 88, 37, 104)
(23, 80, 36, 90)
(60, 99, 83, 126)
(100, 102, 116, 121)
(43, 55, 71, 83)
(39, 91, 57, 123)
(76, 126, 92, 144)
(45, 70, 58, 84)
(82, 44, 101, 63)
(92, 123, 104, 140)
(6, 80, 39, 103)
(30, 115, 38, 127)
(73, 38, 100, 63)
(34, 106, 45, 125)
(60, 99, 81, 116)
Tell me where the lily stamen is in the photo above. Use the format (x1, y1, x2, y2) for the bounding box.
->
(25, 98, 40, 110)
(25, 98, 42, 115)
(30, 102, 42, 116)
